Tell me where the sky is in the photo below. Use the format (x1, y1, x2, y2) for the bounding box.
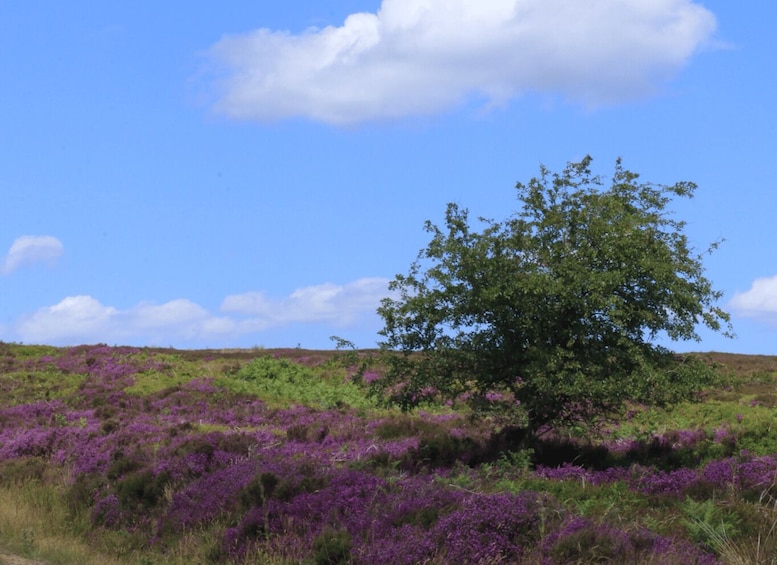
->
(1, 1, 776, 353)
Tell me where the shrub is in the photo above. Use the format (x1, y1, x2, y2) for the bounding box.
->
(66, 473, 106, 516)
(312, 528, 352, 565)
(106, 451, 142, 481)
(239, 472, 280, 509)
(117, 470, 169, 510)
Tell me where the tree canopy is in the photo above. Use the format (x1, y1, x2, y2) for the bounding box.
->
(373, 156, 732, 437)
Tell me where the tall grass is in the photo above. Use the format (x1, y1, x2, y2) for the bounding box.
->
(0, 477, 297, 565)
(0, 477, 122, 565)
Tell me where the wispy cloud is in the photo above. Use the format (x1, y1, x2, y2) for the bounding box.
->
(206, 0, 717, 125)
(7, 278, 392, 346)
(729, 275, 777, 324)
(2, 235, 64, 274)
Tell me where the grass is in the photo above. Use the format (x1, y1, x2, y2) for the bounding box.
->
(0, 477, 300, 565)
(0, 476, 123, 565)
(0, 369, 86, 406)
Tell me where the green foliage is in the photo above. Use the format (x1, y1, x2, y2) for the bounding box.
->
(737, 419, 777, 456)
(116, 470, 170, 510)
(0, 369, 86, 405)
(124, 370, 193, 396)
(548, 522, 621, 562)
(404, 432, 478, 470)
(216, 355, 375, 409)
(66, 473, 106, 517)
(497, 449, 534, 472)
(106, 451, 142, 481)
(0, 457, 49, 483)
(616, 399, 777, 457)
(310, 528, 352, 565)
(240, 473, 280, 509)
(373, 415, 448, 440)
(682, 497, 741, 551)
(375, 156, 732, 437)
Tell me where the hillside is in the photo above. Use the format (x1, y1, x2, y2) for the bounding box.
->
(1, 343, 776, 564)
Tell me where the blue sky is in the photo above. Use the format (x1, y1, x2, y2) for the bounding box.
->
(1, 1, 775, 353)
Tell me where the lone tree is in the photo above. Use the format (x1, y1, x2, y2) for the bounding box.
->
(374, 156, 731, 438)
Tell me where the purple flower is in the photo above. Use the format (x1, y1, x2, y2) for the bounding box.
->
(631, 467, 698, 496)
(362, 371, 381, 384)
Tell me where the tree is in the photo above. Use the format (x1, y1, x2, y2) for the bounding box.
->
(374, 156, 732, 438)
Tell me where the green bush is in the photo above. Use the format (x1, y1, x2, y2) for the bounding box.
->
(239, 472, 279, 509)
(106, 451, 142, 481)
(311, 528, 352, 565)
(116, 470, 169, 510)
(66, 473, 106, 516)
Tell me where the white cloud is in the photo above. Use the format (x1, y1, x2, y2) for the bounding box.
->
(206, 0, 717, 124)
(221, 277, 392, 327)
(729, 275, 777, 324)
(2, 235, 64, 274)
(14, 295, 240, 345)
(15, 296, 117, 342)
(8, 278, 392, 346)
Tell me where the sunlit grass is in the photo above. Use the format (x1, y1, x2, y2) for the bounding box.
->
(123, 369, 201, 396)
(213, 355, 378, 410)
(0, 370, 86, 405)
(0, 475, 298, 565)
(0, 476, 123, 565)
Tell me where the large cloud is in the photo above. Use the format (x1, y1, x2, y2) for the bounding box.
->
(9, 278, 391, 346)
(206, 0, 717, 124)
(729, 275, 777, 324)
(2, 235, 64, 274)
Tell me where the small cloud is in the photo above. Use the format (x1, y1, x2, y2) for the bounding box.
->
(205, 0, 717, 125)
(729, 275, 777, 324)
(2, 235, 64, 274)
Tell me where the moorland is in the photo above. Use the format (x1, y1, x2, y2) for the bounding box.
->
(1, 343, 777, 564)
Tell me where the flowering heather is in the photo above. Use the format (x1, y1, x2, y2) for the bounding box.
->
(221, 469, 556, 564)
(160, 458, 262, 533)
(541, 516, 719, 564)
(632, 466, 701, 496)
(431, 492, 551, 564)
(0, 344, 770, 563)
